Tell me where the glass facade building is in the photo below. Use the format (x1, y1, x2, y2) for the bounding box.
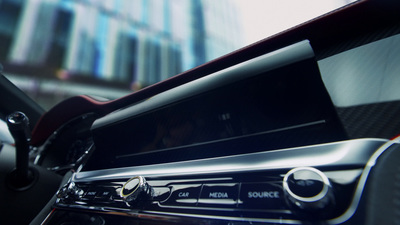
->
(0, 0, 241, 94)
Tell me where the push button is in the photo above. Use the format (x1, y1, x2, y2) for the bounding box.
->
(96, 188, 113, 200)
(239, 182, 285, 209)
(162, 184, 201, 206)
(153, 187, 171, 201)
(198, 183, 239, 207)
(83, 189, 98, 200)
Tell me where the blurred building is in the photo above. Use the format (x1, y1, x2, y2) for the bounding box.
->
(0, 0, 241, 106)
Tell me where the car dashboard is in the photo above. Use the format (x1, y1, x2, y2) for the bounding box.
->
(1, 1, 400, 224)
(44, 34, 400, 224)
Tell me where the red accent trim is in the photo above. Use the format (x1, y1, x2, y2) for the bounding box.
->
(31, 95, 114, 146)
(41, 208, 56, 225)
(391, 134, 400, 141)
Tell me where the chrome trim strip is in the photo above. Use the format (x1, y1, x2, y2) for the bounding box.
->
(92, 40, 314, 129)
(328, 137, 400, 224)
(56, 203, 301, 224)
(73, 139, 387, 182)
(141, 210, 302, 224)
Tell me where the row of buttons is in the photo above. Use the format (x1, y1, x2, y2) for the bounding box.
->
(80, 186, 125, 206)
(161, 182, 285, 210)
(77, 182, 285, 210)
(84, 188, 114, 200)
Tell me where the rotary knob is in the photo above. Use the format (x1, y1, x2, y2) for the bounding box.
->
(283, 167, 334, 218)
(57, 182, 84, 203)
(120, 176, 153, 206)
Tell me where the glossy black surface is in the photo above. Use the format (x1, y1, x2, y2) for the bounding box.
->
(87, 58, 346, 170)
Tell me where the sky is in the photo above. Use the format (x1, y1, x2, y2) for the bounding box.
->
(234, 0, 357, 45)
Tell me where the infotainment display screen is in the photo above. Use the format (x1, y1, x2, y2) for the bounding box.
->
(85, 63, 346, 171)
(84, 41, 347, 171)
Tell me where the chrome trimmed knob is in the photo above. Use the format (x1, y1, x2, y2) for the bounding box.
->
(57, 182, 84, 203)
(120, 176, 153, 205)
(283, 167, 334, 213)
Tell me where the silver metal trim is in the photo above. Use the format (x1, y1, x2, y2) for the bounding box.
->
(73, 138, 387, 182)
(283, 167, 330, 203)
(55, 203, 301, 224)
(92, 40, 314, 130)
(141, 210, 302, 224)
(328, 137, 400, 224)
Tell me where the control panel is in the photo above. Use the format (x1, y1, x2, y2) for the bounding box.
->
(56, 167, 361, 223)
(53, 139, 391, 224)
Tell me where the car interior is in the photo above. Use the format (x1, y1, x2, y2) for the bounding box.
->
(1, 0, 400, 224)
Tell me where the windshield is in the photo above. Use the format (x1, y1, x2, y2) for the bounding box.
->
(0, 0, 355, 110)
